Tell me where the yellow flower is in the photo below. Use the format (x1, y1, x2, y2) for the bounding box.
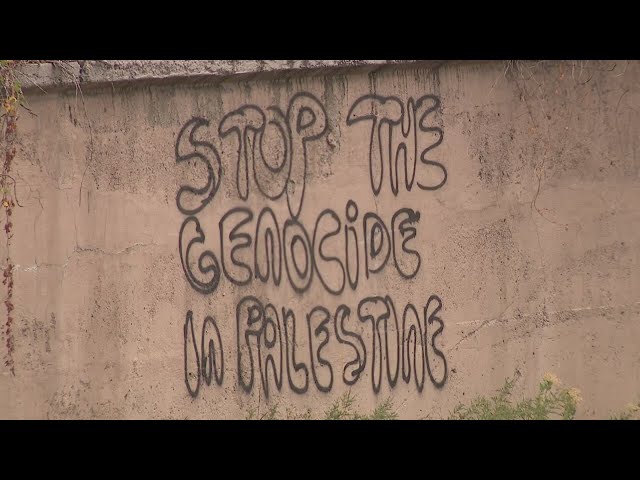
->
(543, 372, 561, 386)
(567, 387, 582, 405)
(625, 403, 639, 413)
(2, 201, 8, 208)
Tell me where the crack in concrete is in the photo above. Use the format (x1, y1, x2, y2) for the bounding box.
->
(20, 242, 158, 272)
(74, 242, 157, 256)
(450, 299, 515, 351)
(452, 300, 640, 351)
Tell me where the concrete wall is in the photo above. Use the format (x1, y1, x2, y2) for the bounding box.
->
(1, 60, 638, 419)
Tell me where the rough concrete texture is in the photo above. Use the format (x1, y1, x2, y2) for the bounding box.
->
(18, 60, 428, 92)
(1, 60, 639, 419)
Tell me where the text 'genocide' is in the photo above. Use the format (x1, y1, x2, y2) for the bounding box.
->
(176, 91, 449, 398)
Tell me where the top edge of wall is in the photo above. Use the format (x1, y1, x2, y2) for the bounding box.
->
(16, 60, 481, 93)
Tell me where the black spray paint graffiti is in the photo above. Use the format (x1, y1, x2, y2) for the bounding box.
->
(179, 216, 221, 295)
(176, 91, 449, 399)
(184, 294, 447, 398)
(346, 95, 447, 196)
(180, 201, 422, 296)
(175, 118, 222, 215)
(184, 310, 224, 398)
(218, 92, 327, 220)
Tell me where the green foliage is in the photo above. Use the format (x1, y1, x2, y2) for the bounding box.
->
(364, 397, 399, 420)
(285, 408, 312, 420)
(324, 391, 359, 420)
(449, 373, 581, 420)
(610, 402, 640, 420)
(245, 403, 280, 420)
(244, 392, 398, 420)
(324, 392, 398, 420)
(0, 60, 24, 113)
(240, 377, 638, 420)
(261, 404, 279, 420)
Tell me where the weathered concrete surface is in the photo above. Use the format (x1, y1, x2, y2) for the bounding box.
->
(18, 60, 430, 92)
(1, 60, 639, 419)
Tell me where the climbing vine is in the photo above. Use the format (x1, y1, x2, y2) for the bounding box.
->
(0, 60, 83, 376)
(0, 60, 25, 376)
